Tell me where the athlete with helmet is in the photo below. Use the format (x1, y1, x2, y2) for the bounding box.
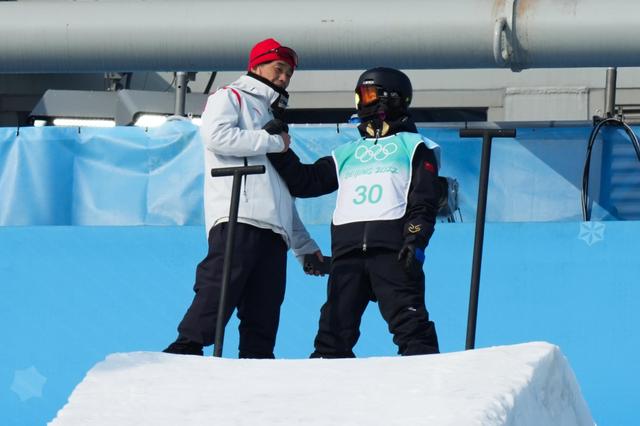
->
(268, 67, 441, 357)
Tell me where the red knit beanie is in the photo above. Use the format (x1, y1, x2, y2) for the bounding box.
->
(248, 38, 298, 72)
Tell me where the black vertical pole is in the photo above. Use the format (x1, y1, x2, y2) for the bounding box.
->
(210, 165, 265, 357)
(459, 128, 516, 350)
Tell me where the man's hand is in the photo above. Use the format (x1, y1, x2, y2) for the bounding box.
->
(398, 243, 425, 279)
(280, 132, 291, 152)
(303, 251, 329, 276)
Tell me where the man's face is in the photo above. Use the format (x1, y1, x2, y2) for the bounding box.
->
(252, 60, 293, 89)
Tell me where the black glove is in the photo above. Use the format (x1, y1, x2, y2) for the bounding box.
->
(262, 119, 289, 135)
(398, 243, 425, 279)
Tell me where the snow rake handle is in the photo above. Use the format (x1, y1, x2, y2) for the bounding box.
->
(459, 129, 516, 350)
(210, 165, 266, 357)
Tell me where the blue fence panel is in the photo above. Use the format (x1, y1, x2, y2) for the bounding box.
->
(1, 122, 639, 225)
(0, 122, 204, 226)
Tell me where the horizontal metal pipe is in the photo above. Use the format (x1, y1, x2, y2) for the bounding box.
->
(0, 0, 639, 73)
(509, 0, 640, 70)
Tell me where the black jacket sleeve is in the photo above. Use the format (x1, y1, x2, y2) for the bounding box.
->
(267, 150, 338, 198)
(403, 143, 441, 249)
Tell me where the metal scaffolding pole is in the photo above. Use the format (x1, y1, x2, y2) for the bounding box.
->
(174, 72, 188, 117)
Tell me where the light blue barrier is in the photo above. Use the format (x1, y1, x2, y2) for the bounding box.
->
(0, 123, 203, 225)
(1, 122, 639, 224)
(1, 122, 639, 425)
(1, 222, 638, 425)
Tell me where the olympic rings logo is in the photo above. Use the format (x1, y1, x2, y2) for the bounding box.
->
(354, 142, 398, 163)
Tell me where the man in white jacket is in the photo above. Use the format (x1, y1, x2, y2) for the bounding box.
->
(164, 38, 323, 358)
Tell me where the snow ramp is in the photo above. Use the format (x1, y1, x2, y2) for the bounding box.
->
(49, 342, 593, 426)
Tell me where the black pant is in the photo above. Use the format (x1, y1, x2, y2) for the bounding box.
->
(177, 222, 287, 358)
(311, 249, 439, 358)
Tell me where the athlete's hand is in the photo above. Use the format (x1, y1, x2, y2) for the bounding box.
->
(262, 119, 291, 152)
(398, 243, 425, 279)
(262, 118, 289, 135)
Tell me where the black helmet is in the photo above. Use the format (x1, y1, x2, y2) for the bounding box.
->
(356, 67, 413, 115)
(355, 67, 412, 120)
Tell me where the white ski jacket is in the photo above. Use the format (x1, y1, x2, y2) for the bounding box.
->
(200, 74, 319, 258)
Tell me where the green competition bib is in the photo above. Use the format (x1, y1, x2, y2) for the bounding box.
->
(332, 132, 424, 225)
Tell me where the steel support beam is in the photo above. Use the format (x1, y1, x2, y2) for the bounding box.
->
(1, 0, 639, 72)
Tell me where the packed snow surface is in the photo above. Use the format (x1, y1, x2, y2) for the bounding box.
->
(50, 342, 593, 426)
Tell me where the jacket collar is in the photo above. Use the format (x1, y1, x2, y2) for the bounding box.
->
(357, 115, 418, 138)
(233, 73, 286, 106)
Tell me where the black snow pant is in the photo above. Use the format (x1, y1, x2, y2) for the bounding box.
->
(177, 222, 287, 358)
(310, 249, 439, 358)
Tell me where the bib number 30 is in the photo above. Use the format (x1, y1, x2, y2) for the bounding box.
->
(353, 184, 383, 205)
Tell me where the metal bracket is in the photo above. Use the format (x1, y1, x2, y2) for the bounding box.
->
(493, 18, 511, 67)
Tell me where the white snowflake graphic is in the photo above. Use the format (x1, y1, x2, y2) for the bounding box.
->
(578, 222, 606, 246)
(11, 366, 47, 401)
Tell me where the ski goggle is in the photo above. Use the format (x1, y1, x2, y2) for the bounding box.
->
(251, 46, 299, 68)
(356, 84, 383, 107)
(355, 84, 409, 108)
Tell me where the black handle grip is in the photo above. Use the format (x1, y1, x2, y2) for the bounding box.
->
(211, 165, 266, 178)
(459, 129, 516, 138)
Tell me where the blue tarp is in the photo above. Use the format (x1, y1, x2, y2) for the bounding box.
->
(1, 121, 639, 224)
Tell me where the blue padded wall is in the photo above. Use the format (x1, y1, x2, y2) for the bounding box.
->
(1, 122, 639, 425)
(1, 222, 639, 425)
